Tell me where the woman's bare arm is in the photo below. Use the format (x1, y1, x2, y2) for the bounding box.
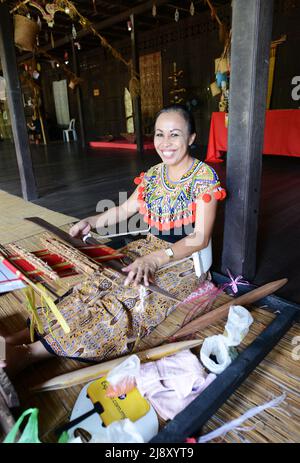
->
(69, 187, 140, 238)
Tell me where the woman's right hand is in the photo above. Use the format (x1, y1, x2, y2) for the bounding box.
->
(69, 220, 91, 238)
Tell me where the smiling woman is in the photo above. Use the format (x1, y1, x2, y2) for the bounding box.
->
(0, 105, 227, 373)
(70, 104, 227, 287)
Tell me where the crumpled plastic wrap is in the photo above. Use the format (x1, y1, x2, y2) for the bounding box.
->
(200, 305, 254, 374)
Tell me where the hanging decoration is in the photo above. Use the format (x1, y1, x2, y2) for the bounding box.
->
(14, 14, 40, 52)
(168, 62, 186, 104)
(39, 50, 83, 89)
(266, 35, 286, 109)
(64, 50, 69, 64)
(11, 0, 139, 94)
(72, 23, 77, 39)
(203, 0, 229, 44)
(210, 31, 231, 120)
(174, 8, 179, 22)
(190, 2, 195, 16)
(152, 3, 157, 17)
(10, 0, 77, 27)
(50, 31, 55, 48)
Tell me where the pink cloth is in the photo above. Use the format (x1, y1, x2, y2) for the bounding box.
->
(135, 350, 216, 420)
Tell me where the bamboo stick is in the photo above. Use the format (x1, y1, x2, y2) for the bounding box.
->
(172, 278, 288, 340)
(31, 339, 202, 392)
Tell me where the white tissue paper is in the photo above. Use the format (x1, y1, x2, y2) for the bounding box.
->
(200, 305, 253, 374)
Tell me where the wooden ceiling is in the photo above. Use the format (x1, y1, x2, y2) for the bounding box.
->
(6, 0, 231, 56)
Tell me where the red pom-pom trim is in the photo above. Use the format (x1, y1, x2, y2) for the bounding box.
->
(214, 190, 222, 200)
(140, 172, 145, 177)
(174, 219, 182, 228)
(134, 177, 142, 185)
(221, 189, 227, 200)
(162, 222, 170, 231)
(137, 186, 144, 193)
(202, 193, 212, 203)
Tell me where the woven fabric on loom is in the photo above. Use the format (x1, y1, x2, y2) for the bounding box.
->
(35, 235, 207, 360)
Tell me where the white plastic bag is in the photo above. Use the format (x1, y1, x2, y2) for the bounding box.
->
(67, 419, 144, 444)
(106, 354, 140, 397)
(200, 305, 253, 374)
(224, 305, 254, 346)
(200, 335, 232, 374)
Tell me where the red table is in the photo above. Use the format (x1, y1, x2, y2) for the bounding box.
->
(206, 110, 300, 162)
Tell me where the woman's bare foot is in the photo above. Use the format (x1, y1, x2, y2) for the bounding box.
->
(1, 340, 54, 378)
(5, 328, 31, 345)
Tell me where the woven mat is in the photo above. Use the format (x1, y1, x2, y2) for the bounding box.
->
(0, 190, 76, 244)
(0, 193, 299, 442)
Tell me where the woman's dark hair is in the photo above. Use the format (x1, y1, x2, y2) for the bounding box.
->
(154, 104, 196, 136)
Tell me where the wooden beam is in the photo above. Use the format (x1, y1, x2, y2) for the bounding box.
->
(0, 4, 38, 201)
(71, 40, 86, 149)
(18, 0, 170, 60)
(130, 13, 144, 157)
(221, 0, 274, 280)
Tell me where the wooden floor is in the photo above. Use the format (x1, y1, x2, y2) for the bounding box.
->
(0, 139, 299, 303)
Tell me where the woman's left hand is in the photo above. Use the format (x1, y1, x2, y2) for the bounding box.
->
(122, 252, 164, 287)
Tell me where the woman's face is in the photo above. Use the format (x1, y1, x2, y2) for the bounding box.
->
(154, 111, 196, 166)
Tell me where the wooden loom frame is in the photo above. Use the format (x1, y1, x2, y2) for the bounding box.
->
(15, 218, 300, 443)
(151, 272, 300, 442)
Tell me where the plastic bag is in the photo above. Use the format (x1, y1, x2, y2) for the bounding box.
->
(4, 408, 41, 443)
(106, 354, 140, 397)
(67, 419, 144, 444)
(200, 335, 232, 374)
(200, 305, 253, 374)
(224, 305, 253, 346)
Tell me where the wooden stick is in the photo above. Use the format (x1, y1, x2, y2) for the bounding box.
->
(31, 339, 202, 392)
(172, 278, 288, 340)
(7, 243, 59, 281)
(0, 248, 70, 334)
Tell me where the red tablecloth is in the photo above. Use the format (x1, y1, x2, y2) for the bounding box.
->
(206, 110, 300, 162)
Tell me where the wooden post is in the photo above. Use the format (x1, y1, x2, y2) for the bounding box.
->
(0, 5, 38, 200)
(130, 13, 144, 157)
(221, 0, 274, 280)
(71, 39, 86, 149)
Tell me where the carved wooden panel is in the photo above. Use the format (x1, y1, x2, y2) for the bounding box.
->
(139, 51, 163, 133)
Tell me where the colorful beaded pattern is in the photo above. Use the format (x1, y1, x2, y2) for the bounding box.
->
(134, 159, 226, 231)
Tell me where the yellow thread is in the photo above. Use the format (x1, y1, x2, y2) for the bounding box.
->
(36, 283, 70, 334)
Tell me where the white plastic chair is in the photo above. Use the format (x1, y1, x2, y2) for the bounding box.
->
(63, 118, 77, 142)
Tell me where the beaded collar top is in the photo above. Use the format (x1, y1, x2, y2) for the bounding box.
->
(134, 158, 226, 231)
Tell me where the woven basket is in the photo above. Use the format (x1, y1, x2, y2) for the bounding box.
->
(14, 14, 39, 52)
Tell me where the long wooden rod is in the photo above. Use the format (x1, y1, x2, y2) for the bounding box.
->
(172, 278, 288, 339)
